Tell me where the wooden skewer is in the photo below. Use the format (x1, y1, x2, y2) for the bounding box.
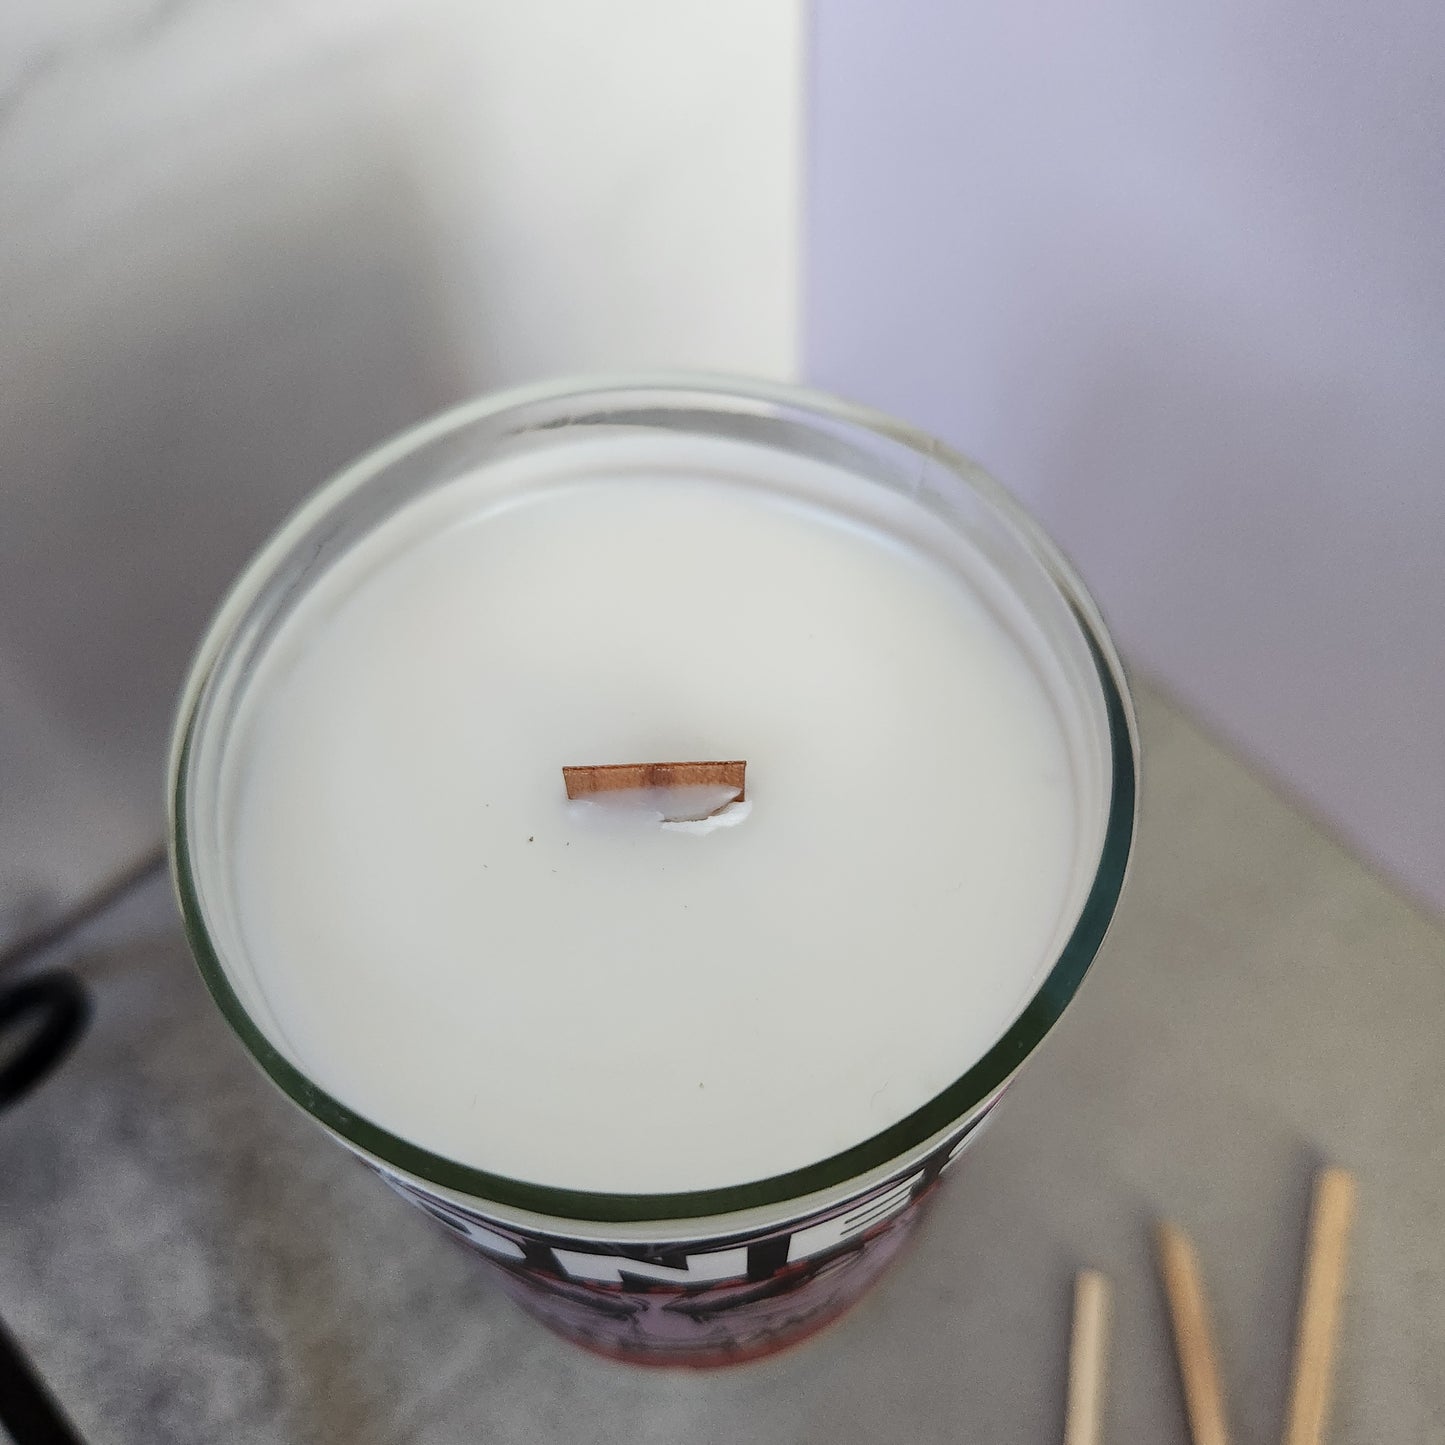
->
(1064, 1269, 1112, 1445)
(562, 760, 746, 801)
(1156, 1220, 1233, 1445)
(1281, 1168, 1358, 1445)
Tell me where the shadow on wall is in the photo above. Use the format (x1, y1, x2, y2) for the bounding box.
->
(0, 74, 470, 935)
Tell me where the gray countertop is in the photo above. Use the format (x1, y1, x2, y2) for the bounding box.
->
(2, 684, 1442, 1444)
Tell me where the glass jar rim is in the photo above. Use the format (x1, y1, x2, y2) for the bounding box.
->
(168, 372, 1138, 1227)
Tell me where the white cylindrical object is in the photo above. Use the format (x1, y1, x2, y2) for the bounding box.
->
(170, 377, 1137, 1364)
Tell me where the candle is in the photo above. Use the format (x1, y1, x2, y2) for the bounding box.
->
(173, 379, 1135, 1364)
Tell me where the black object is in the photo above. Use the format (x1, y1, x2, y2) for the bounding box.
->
(0, 978, 93, 1443)
(0, 973, 90, 1115)
(0, 1313, 86, 1445)
(0, 860, 145, 1445)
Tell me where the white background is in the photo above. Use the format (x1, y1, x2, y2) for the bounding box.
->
(0, 0, 802, 940)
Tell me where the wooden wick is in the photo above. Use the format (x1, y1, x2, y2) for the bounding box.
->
(1064, 1269, 1112, 1445)
(1281, 1168, 1358, 1445)
(562, 761, 746, 802)
(1156, 1220, 1233, 1445)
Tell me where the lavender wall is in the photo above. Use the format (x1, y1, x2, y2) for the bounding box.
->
(808, 1, 1445, 913)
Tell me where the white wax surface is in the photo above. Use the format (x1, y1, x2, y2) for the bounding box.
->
(221, 435, 1098, 1193)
